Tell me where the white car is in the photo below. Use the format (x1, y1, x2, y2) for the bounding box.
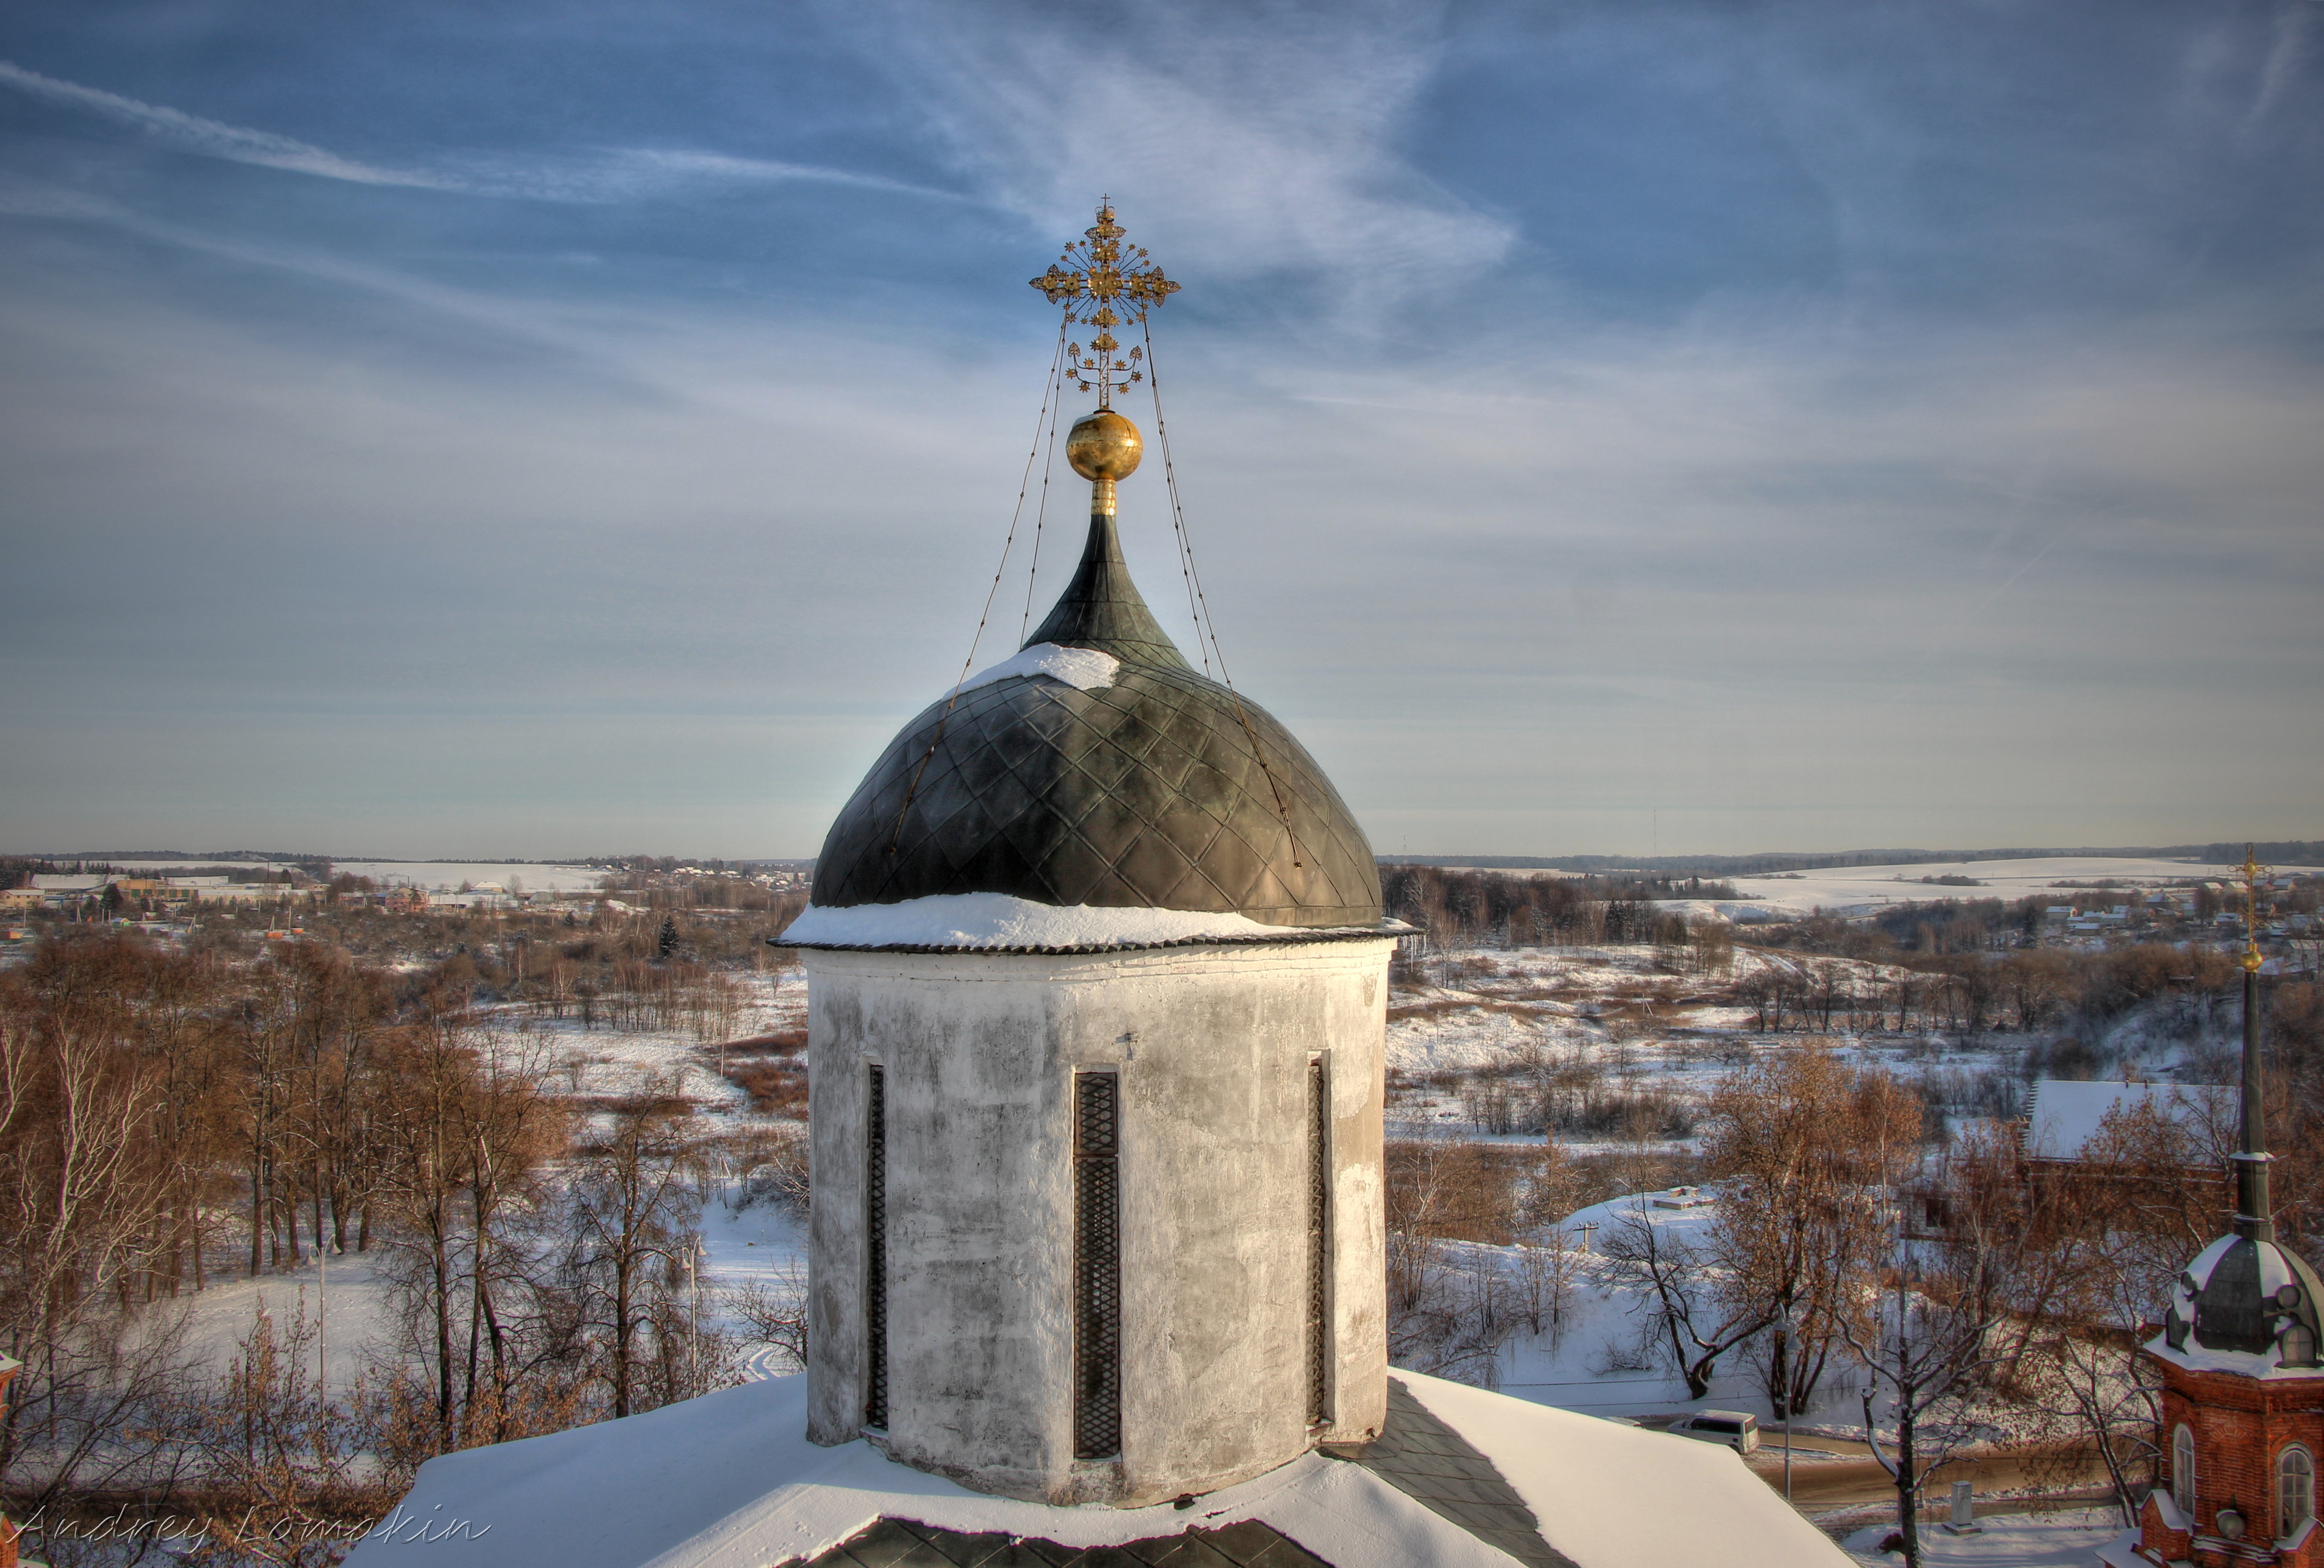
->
(1672, 1411, 1761, 1454)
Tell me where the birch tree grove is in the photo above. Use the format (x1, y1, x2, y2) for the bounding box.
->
(0, 928, 735, 1538)
(0, 939, 200, 1510)
(562, 1080, 714, 1419)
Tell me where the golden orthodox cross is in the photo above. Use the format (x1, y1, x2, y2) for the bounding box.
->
(1029, 199, 1180, 408)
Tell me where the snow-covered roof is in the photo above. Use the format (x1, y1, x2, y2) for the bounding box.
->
(1555, 1190, 1722, 1247)
(342, 1371, 1848, 1568)
(777, 892, 1403, 953)
(2022, 1079, 2227, 1162)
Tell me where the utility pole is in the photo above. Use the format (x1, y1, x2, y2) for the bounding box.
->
(687, 1239, 702, 1392)
(1777, 1301, 1794, 1501)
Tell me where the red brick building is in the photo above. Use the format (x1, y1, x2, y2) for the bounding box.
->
(2137, 1356, 2324, 1563)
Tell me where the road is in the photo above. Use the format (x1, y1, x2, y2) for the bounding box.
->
(1737, 1431, 2117, 1515)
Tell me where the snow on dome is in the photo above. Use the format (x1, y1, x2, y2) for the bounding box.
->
(2154, 1232, 2324, 1374)
(340, 1372, 1851, 1568)
(777, 892, 1388, 951)
(952, 642, 1119, 698)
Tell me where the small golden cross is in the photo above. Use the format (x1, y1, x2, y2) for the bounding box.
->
(1030, 199, 1180, 408)
(2241, 844, 2273, 972)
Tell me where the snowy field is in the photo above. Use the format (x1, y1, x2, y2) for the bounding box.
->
(502, 969, 813, 1376)
(74, 858, 610, 893)
(173, 1245, 400, 1396)
(333, 861, 608, 893)
(1729, 854, 2317, 917)
(1382, 939, 2063, 1148)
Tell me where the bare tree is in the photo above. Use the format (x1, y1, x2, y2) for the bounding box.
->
(1384, 1140, 1518, 1383)
(1704, 1046, 1919, 1433)
(2005, 1095, 2233, 1525)
(728, 1261, 809, 1373)
(1602, 1199, 1772, 1400)
(563, 1080, 706, 1417)
(369, 1003, 482, 1445)
(1839, 1125, 2085, 1568)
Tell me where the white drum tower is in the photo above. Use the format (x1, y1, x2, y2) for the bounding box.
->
(778, 204, 1396, 1507)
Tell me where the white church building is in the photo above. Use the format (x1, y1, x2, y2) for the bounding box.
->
(347, 204, 1848, 1568)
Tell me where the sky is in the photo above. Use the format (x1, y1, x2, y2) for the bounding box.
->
(0, 0, 2319, 861)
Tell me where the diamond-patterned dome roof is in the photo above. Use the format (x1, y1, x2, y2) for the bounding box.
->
(2163, 1234, 2324, 1365)
(812, 514, 1381, 928)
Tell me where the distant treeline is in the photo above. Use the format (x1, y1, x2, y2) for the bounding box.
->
(1381, 864, 1740, 953)
(34, 847, 341, 863)
(1377, 840, 2324, 877)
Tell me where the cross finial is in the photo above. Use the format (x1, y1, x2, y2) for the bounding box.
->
(1030, 198, 1180, 409)
(2242, 843, 2270, 974)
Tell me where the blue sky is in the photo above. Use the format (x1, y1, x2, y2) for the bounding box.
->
(1, 0, 2318, 860)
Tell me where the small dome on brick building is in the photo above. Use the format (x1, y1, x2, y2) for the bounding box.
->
(2165, 1234, 2324, 1367)
(2114, 915, 2324, 1568)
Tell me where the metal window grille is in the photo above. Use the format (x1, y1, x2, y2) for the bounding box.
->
(1306, 1055, 1331, 1426)
(864, 1065, 889, 1430)
(1074, 1072, 1122, 1459)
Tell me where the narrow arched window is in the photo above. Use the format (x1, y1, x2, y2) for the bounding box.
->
(2281, 1446, 2315, 1540)
(1306, 1054, 1332, 1428)
(1072, 1071, 1121, 1460)
(2282, 1321, 2318, 1368)
(2173, 1424, 2197, 1515)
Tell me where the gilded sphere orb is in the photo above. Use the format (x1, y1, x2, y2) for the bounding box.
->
(1066, 408, 1143, 482)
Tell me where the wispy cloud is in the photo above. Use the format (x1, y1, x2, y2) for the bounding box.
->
(849, 0, 1514, 323)
(580, 148, 962, 203)
(0, 59, 450, 187)
(2246, 3, 2314, 133)
(0, 58, 962, 206)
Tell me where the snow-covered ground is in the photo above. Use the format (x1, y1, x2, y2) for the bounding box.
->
(1383, 940, 2043, 1148)
(78, 858, 612, 893)
(333, 862, 608, 894)
(489, 969, 806, 1109)
(171, 1245, 402, 1397)
(1730, 855, 2317, 917)
(152, 972, 815, 1399)
(1433, 1196, 1871, 1426)
(701, 1198, 809, 1381)
(1840, 1506, 2127, 1566)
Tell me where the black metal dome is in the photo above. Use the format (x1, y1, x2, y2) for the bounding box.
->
(811, 513, 1382, 927)
(2164, 1234, 2324, 1365)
